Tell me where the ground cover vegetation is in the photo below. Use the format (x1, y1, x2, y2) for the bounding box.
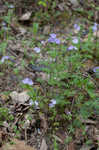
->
(0, 0, 99, 149)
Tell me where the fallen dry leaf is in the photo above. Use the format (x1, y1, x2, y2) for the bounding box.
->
(39, 112, 48, 133)
(40, 138, 48, 150)
(19, 12, 32, 21)
(1, 139, 36, 150)
(10, 91, 30, 104)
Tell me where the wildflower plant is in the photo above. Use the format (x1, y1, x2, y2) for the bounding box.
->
(28, 27, 99, 132)
(1, 9, 98, 138)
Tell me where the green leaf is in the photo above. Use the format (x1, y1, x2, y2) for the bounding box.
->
(33, 23, 39, 35)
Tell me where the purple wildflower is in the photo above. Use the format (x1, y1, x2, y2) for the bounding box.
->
(2, 22, 6, 27)
(67, 45, 78, 51)
(50, 33, 56, 38)
(66, 111, 71, 115)
(9, 5, 14, 8)
(1, 56, 10, 63)
(54, 38, 60, 44)
(49, 99, 56, 108)
(72, 38, 78, 44)
(48, 33, 60, 44)
(34, 47, 40, 53)
(74, 24, 80, 31)
(93, 67, 99, 73)
(22, 78, 34, 85)
(48, 37, 55, 43)
(92, 23, 98, 32)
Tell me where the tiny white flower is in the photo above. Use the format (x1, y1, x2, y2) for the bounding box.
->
(29, 99, 39, 109)
(41, 40, 45, 45)
(29, 99, 33, 106)
(34, 101, 39, 107)
(34, 47, 41, 53)
(49, 99, 56, 108)
(66, 111, 71, 115)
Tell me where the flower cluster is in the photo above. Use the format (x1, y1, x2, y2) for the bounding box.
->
(48, 33, 60, 44)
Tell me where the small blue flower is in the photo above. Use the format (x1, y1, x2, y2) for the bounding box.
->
(9, 4, 14, 8)
(50, 33, 56, 38)
(49, 99, 56, 108)
(48, 37, 55, 43)
(67, 45, 78, 51)
(2, 22, 6, 27)
(29, 99, 39, 109)
(34, 47, 41, 53)
(92, 23, 98, 32)
(1, 56, 10, 63)
(48, 33, 60, 44)
(72, 38, 78, 44)
(66, 111, 71, 115)
(74, 24, 80, 31)
(93, 67, 99, 73)
(22, 78, 34, 85)
(54, 38, 60, 44)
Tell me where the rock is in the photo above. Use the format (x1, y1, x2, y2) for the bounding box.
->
(10, 91, 30, 104)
